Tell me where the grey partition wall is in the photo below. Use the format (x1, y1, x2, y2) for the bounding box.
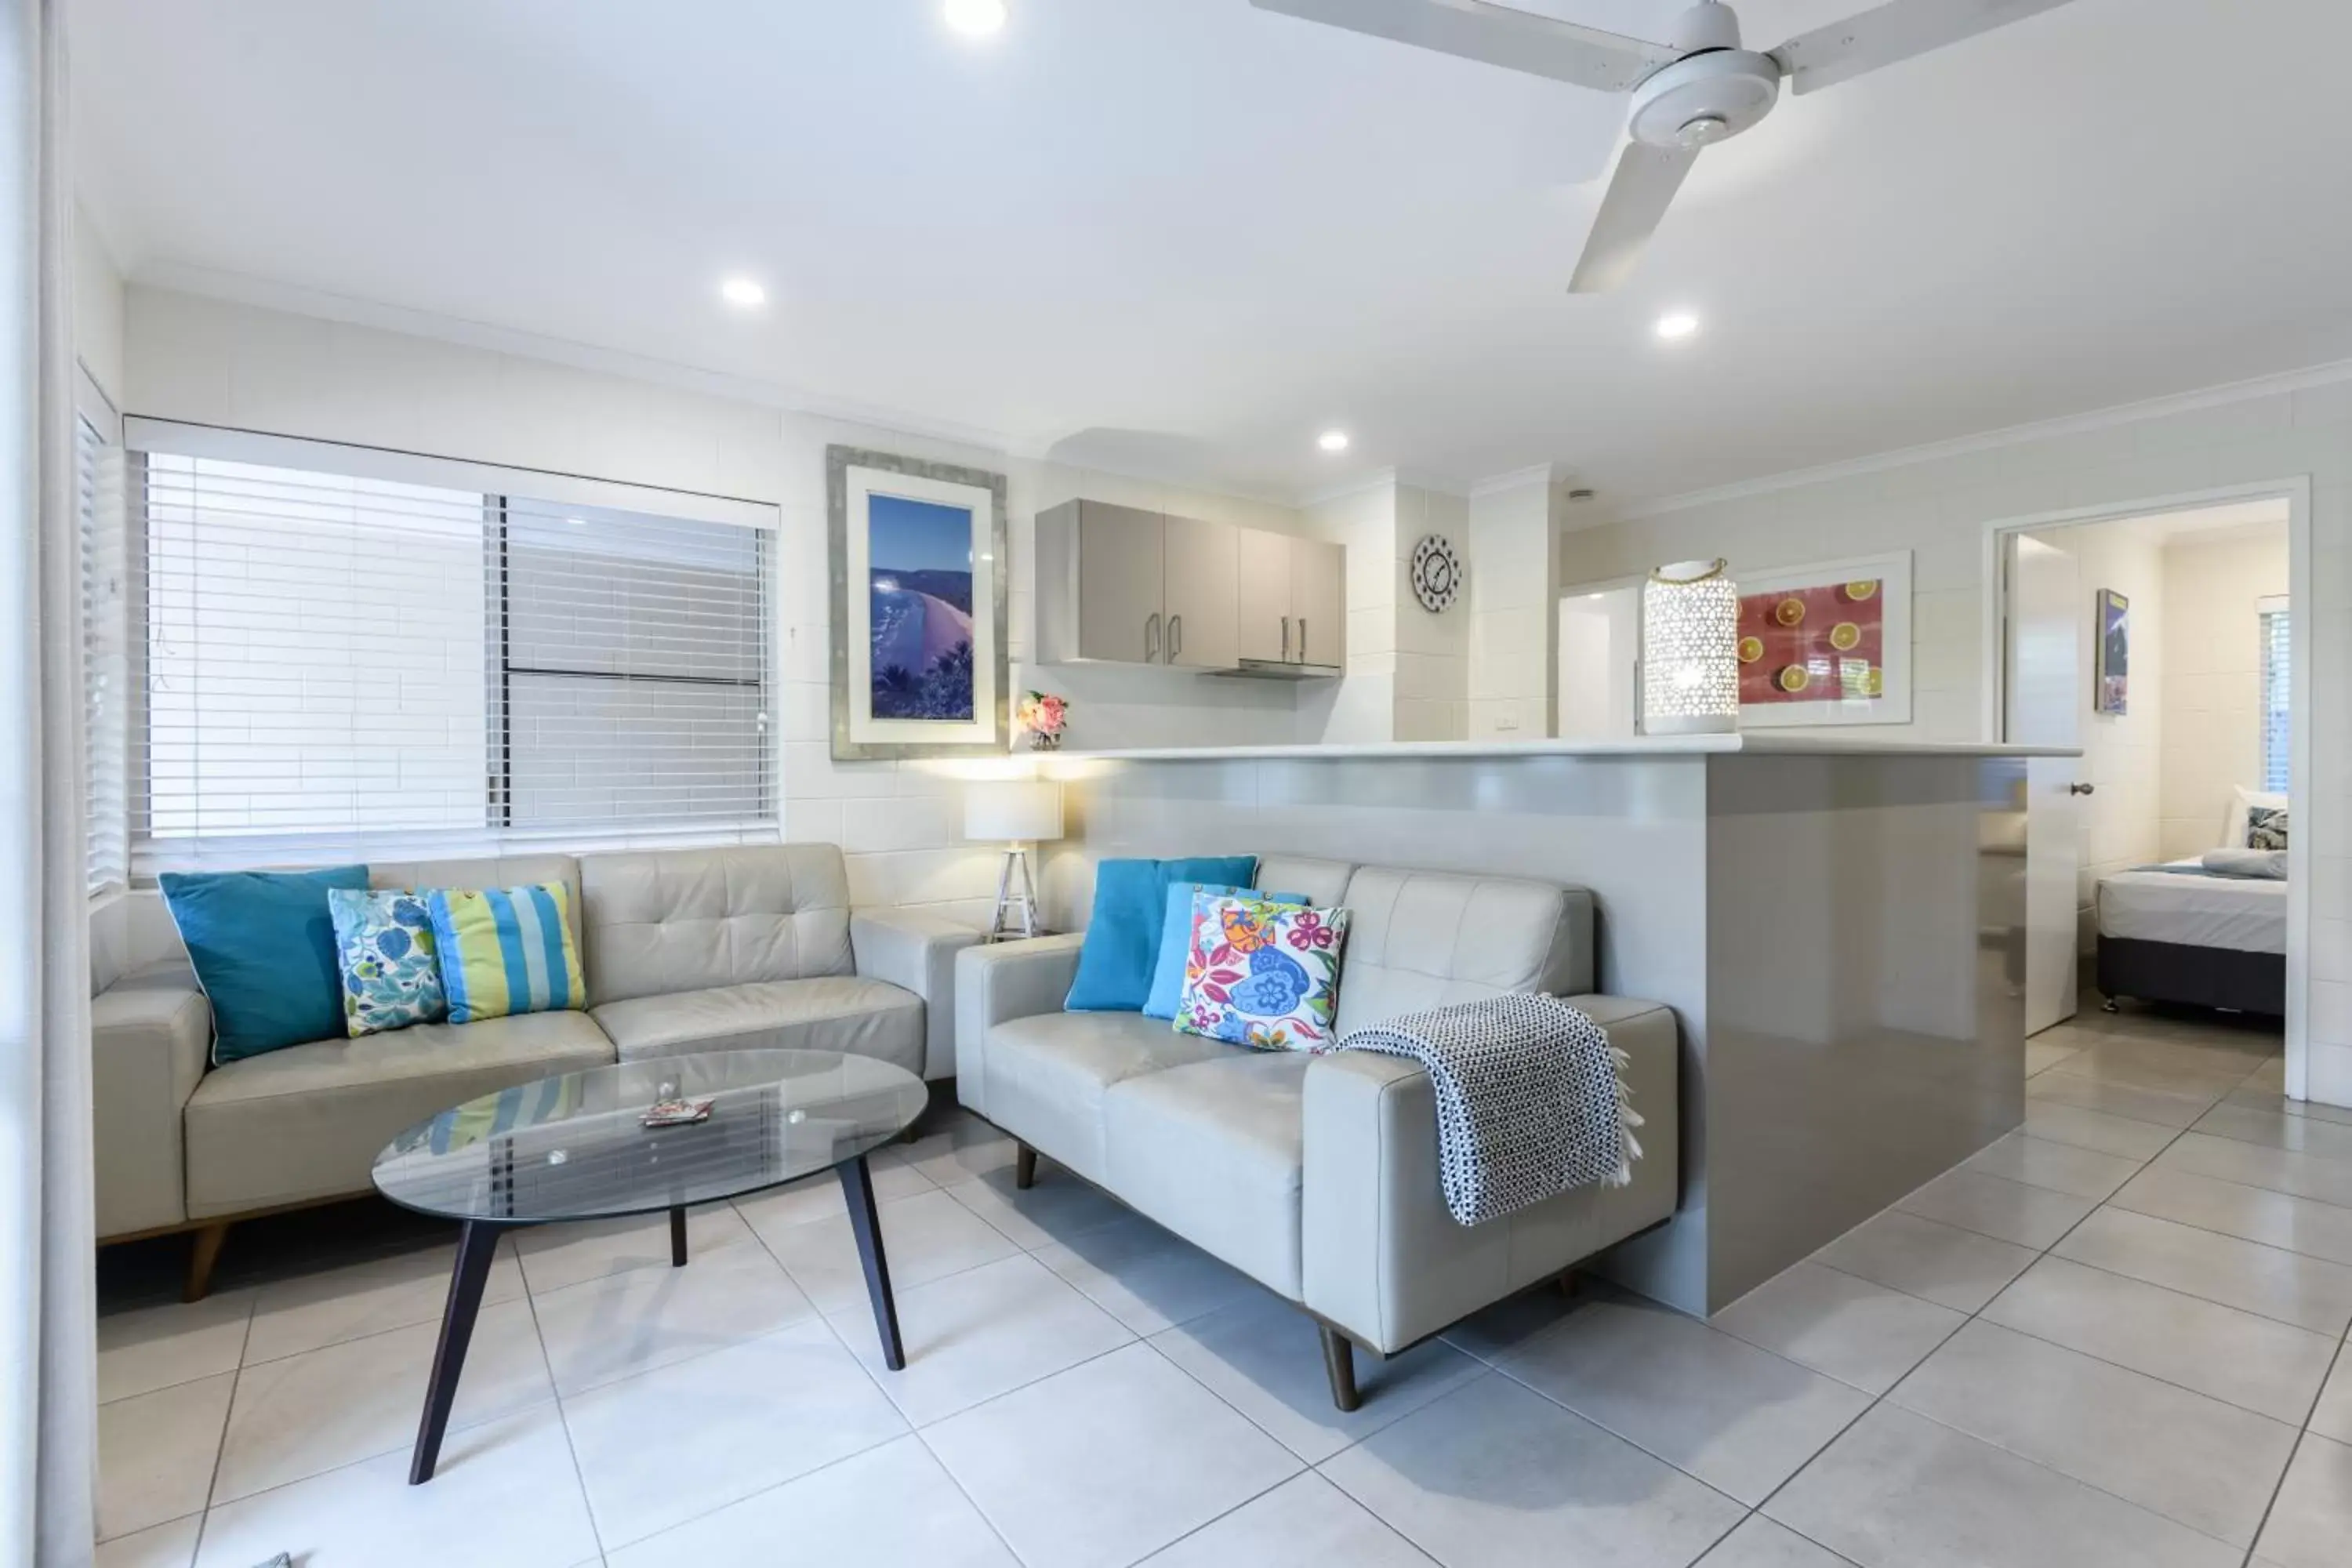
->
(1036, 739, 2031, 1316)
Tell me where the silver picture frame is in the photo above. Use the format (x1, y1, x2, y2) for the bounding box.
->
(826, 445, 1011, 760)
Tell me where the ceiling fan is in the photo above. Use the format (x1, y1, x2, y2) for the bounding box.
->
(1250, 0, 2082, 292)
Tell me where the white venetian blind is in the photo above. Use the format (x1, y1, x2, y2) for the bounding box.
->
(126, 425, 776, 871)
(2260, 602, 2291, 795)
(78, 412, 129, 892)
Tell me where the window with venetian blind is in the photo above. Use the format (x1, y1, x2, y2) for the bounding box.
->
(2259, 599, 2290, 795)
(124, 423, 778, 872)
(79, 407, 129, 893)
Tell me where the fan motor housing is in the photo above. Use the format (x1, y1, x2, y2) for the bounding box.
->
(1629, 49, 1780, 150)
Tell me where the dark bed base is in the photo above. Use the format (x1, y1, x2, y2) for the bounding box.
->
(2096, 935, 2285, 1018)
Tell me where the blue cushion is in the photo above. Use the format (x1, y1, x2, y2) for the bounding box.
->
(1065, 856, 1258, 1013)
(160, 866, 372, 1064)
(1142, 883, 1305, 1021)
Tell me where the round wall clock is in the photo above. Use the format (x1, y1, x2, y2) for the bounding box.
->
(1410, 533, 1462, 613)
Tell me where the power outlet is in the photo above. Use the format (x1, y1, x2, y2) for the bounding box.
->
(1495, 713, 1520, 732)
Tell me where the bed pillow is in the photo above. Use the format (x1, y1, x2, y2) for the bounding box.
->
(160, 865, 371, 1064)
(1142, 883, 1305, 1020)
(2245, 806, 2290, 851)
(2224, 787, 2287, 851)
(426, 884, 586, 1024)
(1065, 856, 1258, 1013)
(328, 887, 448, 1036)
(1174, 891, 1351, 1053)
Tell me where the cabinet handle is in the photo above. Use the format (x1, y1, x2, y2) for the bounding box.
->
(1145, 612, 1160, 664)
(1298, 619, 1308, 663)
(1169, 614, 1183, 662)
(1281, 615, 1290, 661)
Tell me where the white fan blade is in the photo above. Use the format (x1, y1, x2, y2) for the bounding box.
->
(1567, 140, 1699, 293)
(1250, 0, 1675, 94)
(1769, 0, 2081, 95)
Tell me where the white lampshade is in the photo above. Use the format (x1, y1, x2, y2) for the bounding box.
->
(964, 779, 1063, 844)
(1642, 558, 1740, 735)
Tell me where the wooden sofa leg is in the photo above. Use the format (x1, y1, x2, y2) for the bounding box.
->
(1319, 1324, 1363, 1413)
(1014, 1144, 1038, 1191)
(185, 1221, 230, 1303)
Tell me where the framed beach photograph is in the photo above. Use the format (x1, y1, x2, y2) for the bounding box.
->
(827, 446, 1009, 760)
(2096, 587, 2129, 716)
(1732, 550, 1914, 728)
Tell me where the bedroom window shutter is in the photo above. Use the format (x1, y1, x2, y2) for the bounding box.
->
(127, 434, 775, 873)
(2259, 607, 2290, 795)
(79, 412, 130, 893)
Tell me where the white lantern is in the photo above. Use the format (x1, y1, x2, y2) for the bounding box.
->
(1642, 559, 1739, 735)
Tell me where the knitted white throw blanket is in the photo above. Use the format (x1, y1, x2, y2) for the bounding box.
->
(1332, 993, 1642, 1227)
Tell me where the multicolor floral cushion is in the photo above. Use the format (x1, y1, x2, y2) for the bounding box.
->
(1173, 891, 1350, 1052)
(327, 888, 447, 1036)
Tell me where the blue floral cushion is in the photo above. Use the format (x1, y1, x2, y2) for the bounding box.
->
(1173, 892, 1350, 1053)
(328, 887, 448, 1036)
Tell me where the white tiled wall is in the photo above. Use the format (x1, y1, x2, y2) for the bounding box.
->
(2160, 528, 2290, 858)
(1301, 477, 1470, 742)
(121, 287, 1328, 928)
(1467, 476, 1559, 739)
(1560, 385, 2352, 1105)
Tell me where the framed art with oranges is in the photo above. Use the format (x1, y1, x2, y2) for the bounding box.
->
(1732, 550, 1912, 728)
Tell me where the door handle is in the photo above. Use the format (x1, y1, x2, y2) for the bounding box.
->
(1280, 615, 1290, 661)
(1169, 614, 1183, 661)
(2068, 782, 2096, 796)
(1145, 612, 1160, 664)
(1298, 619, 1308, 663)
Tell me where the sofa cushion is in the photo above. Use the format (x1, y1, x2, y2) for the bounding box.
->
(978, 1011, 1231, 1182)
(1332, 866, 1592, 1038)
(579, 845, 855, 1005)
(1257, 855, 1354, 909)
(182, 1011, 615, 1218)
(591, 977, 924, 1075)
(1065, 856, 1258, 1013)
(1104, 1051, 1308, 1297)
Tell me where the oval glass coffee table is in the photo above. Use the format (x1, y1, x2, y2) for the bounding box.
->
(373, 1047, 927, 1483)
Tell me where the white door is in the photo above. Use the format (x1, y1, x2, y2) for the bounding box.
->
(2005, 534, 2083, 1034)
(1557, 586, 1642, 739)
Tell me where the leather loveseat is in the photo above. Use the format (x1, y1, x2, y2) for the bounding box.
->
(91, 843, 977, 1296)
(954, 854, 1679, 1410)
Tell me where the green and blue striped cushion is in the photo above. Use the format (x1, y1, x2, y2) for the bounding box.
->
(425, 883, 586, 1024)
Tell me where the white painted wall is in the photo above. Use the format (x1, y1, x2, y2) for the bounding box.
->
(2161, 527, 2292, 859)
(2024, 521, 2165, 946)
(1560, 387, 2349, 1105)
(71, 204, 125, 406)
(120, 287, 1320, 925)
(1467, 473, 1559, 739)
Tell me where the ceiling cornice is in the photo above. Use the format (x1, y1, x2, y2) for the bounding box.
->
(1470, 463, 1563, 499)
(1616, 356, 2352, 521)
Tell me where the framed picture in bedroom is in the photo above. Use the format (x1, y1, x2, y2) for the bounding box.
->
(1732, 550, 1913, 728)
(826, 446, 1010, 760)
(2095, 588, 2129, 716)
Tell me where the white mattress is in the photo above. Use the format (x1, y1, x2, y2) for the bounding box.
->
(2097, 859, 2287, 955)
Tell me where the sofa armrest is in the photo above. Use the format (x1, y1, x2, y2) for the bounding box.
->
(92, 964, 212, 1238)
(850, 907, 985, 1079)
(953, 934, 1084, 1117)
(1301, 994, 1680, 1352)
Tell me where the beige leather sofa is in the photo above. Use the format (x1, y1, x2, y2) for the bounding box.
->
(93, 843, 978, 1297)
(956, 855, 1679, 1410)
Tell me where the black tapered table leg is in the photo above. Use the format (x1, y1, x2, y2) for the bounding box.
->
(837, 1153, 905, 1370)
(410, 1219, 510, 1484)
(670, 1205, 688, 1268)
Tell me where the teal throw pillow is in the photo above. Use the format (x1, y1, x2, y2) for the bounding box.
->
(1142, 883, 1305, 1020)
(1065, 856, 1258, 1013)
(328, 887, 448, 1036)
(160, 865, 371, 1064)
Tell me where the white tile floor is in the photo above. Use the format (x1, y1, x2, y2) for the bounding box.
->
(95, 1005, 2352, 1568)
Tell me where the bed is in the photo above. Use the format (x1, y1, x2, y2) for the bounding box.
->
(2095, 858, 2286, 1016)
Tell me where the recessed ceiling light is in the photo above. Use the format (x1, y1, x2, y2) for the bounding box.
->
(720, 278, 767, 308)
(1655, 312, 1700, 340)
(1317, 430, 1351, 453)
(944, 0, 1007, 36)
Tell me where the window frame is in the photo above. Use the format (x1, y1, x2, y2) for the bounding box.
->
(119, 420, 782, 873)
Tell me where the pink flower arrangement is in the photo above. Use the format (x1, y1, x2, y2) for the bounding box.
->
(1016, 690, 1069, 751)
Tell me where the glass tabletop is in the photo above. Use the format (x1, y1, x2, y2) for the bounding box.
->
(371, 1049, 929, 1225)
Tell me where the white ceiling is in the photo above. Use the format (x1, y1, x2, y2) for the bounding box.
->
(74, 0, 2352, 507)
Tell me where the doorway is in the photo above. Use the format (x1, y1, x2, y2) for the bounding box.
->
(1989, 487, 2306, 1078)
(1556, 581, 1642, 741)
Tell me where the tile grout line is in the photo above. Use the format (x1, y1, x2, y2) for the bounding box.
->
(521, 1256, 606, 1561)
(177, 1289, 257, 1566)
(2235, 1302, 2352, 1566)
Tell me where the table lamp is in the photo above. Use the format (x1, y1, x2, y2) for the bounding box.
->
(965, 779, 1063, 942)
(1642, 557, 1740, 735)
